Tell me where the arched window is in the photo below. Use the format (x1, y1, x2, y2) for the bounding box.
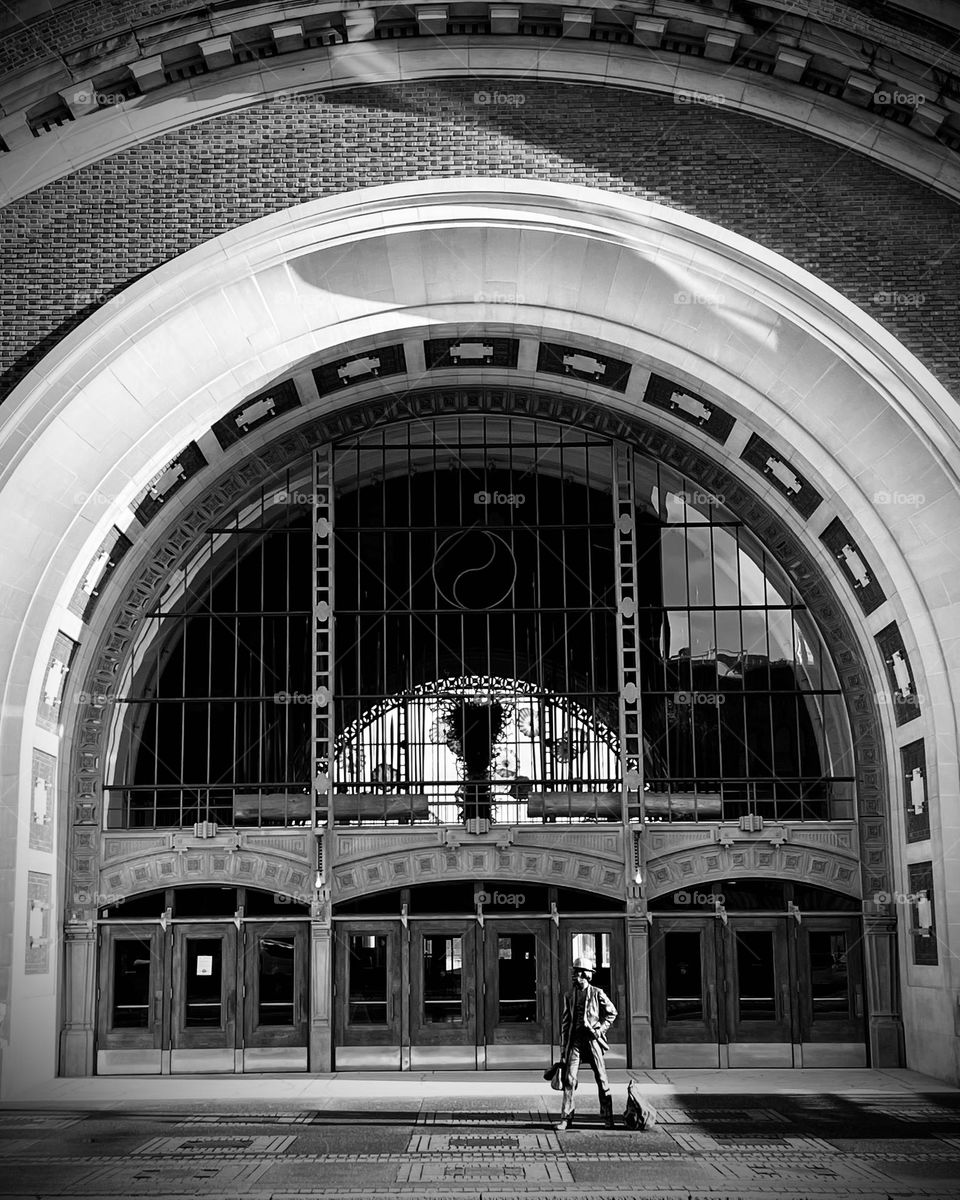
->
(105, 415, 852, 828)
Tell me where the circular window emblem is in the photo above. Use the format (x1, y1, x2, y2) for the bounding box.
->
(432, 529, 517, 610)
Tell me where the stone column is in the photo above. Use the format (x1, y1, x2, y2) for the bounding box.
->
(309, 894, 333, 1071)
(59, 914, 96, 1076)
(863, 913, 904, 1066)
(626, 904, 652, 1067)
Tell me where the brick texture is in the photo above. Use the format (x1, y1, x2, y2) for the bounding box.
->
(1, 81, 958, 404)
(0, 0, 201, 75)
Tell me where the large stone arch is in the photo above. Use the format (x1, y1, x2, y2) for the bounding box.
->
(3, 179, 960, 1090)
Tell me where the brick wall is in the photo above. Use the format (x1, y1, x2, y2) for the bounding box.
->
(0, 0, 201, 75)
(2, 81, 958, 404)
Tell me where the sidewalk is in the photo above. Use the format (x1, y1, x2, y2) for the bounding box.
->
(6, 1066, 956, 1107)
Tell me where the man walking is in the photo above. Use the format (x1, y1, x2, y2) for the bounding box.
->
(556, 955, 617, 1131)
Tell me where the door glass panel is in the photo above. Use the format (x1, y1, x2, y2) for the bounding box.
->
(257, 936, 295, 1026)
(184, 937, 223, 1027)
(348, 933, 388, 1025)
(497, 934, 537, 1024)
(664, 932, 703, 1022)
(111, 938, 152, 1029)
(423, 935, 462, 1023)
(809, 932, 849, 1019)
(736, 930, 776, 1021)
(571, 932, 612, 996)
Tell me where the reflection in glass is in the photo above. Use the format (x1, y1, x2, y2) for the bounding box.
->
(423, 935, 463, 1023)
(809, 932, 849, 1019)
(184, 938, 223, 1028)
(348, 933, 388, 1025)
(497, 934, 537, 1023)
(736, 930, 776, 1022)
(111, 938, 152, 1029)
(571, 932, 612, 997)
(712, 526, 741, 606)
(257, 936, 295, 1026)
(664, 932, 704, 1022)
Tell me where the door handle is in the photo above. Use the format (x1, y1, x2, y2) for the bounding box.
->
(854, 985, 863, 1019)
(706, 983, 716, 1026)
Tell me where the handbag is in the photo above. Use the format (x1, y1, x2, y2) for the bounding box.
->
(543, 1060, 565, 1090)
(623, 1079, 658, 1129)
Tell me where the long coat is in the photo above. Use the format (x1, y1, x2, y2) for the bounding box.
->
(560, 983, 617, 1057)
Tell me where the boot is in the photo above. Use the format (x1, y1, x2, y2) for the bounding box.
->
(600, 1095, 615, 1129)
(555, 1109, 575, 1132)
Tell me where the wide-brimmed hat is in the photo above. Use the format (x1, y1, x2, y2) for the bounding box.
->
(572, 956, 595, 975)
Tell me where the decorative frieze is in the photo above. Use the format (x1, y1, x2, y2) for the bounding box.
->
(425, 336, 519, 370)
(537, 342, 630, 392)
(332, 836, 625, 900)
(29, 748, 55, 852)
(901, 739, 929, 843)
(26, 871, 52, 974)
(646, 842, 860, 898)
(876, 621, 921, 726)
(212, 378, 301, 450)
(97, 847, 312, 901)
(37, 631, 78, 732)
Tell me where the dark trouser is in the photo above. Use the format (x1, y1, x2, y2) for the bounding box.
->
(561, 1031, 610, 1116)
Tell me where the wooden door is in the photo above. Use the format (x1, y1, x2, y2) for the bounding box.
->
(796, 916, 866, 1066)
(171, 923, 237, 1069)
(483, 918, 552, 1067)
(724, 917, 793, 1066)
(410, 921, 478, 1067)
(333, 922, 403, 1069)
(97, 924, 165, 1070)
(242, 922, 309, 1067)
(650, 916, 720, 1067)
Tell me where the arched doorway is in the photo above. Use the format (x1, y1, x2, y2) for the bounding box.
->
(6, 181, 952, 1082)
